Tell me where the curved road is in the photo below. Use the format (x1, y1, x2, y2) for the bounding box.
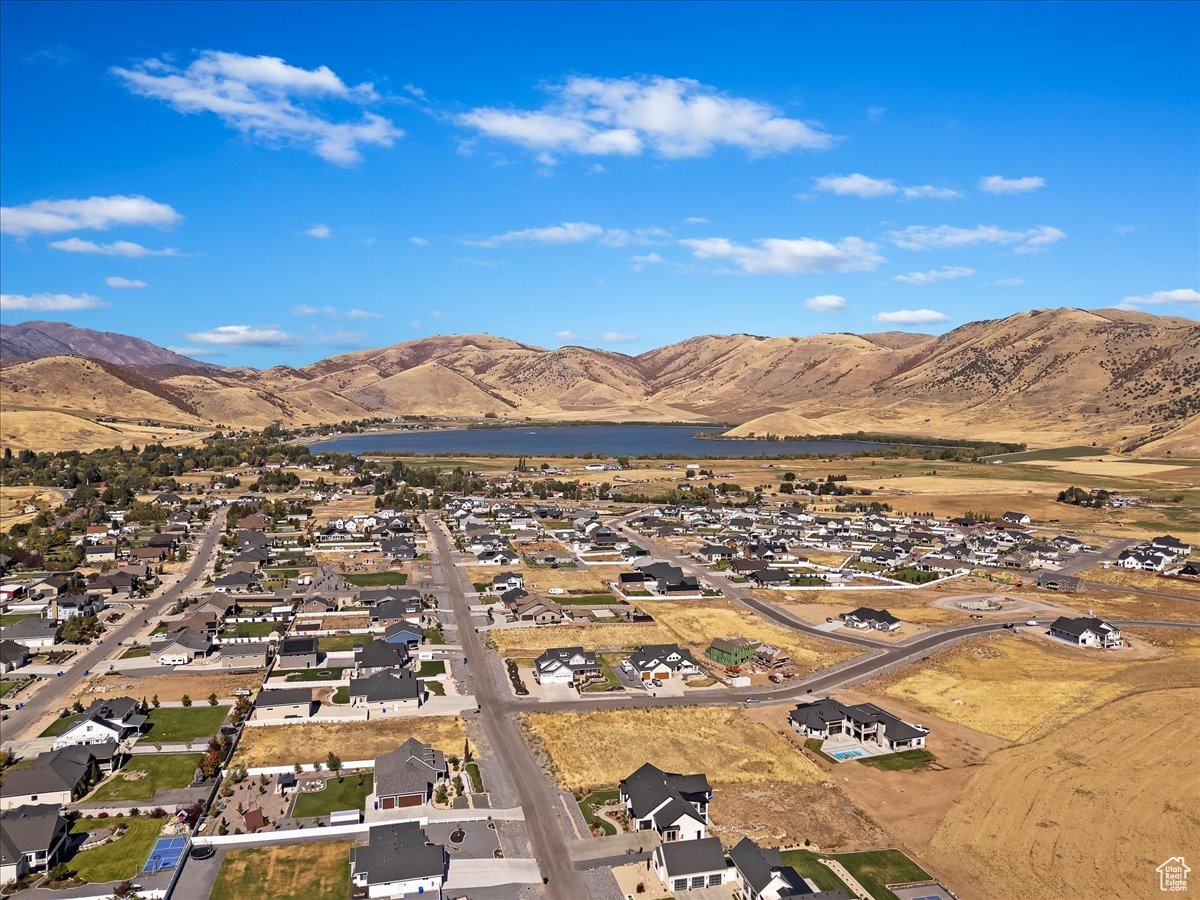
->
(2, 507, 228, 744)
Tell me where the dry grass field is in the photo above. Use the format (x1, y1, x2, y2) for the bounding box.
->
(0, 485, 61, 527)
(234, 716, 468, 767)
(212, 840, 352, 900)
(489, 623, 671, 657)
(642, 599, 858, 674)
(1082, 565, 1200, 595)
(469, 564, 612, 594)
(524, 707, 887, 848)
(864, 629, 1200, 742)
(927, 686, 1200, 900)
(1071, 588, 1200, 623)
(71, 671, 262, 704)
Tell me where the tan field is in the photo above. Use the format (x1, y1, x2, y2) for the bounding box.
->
(233, 716, 468, 767)
(927, 687, 1200, 900)
(469, 564, 612, 594)
(864, 629, 1200, 742)
(212, 841, 353, 900)
(641, 598, 858, 674)
(1014, 456, 1200, 478)
(0, 485, 61, 527)
(489, 623, 671, 657)
(70, 671, 262, 704)
(1072, 588, 1200, 623)
(524, 707, 888, 848)
(1082, 565, 1200, 595)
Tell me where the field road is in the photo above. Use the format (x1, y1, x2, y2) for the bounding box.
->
(424, 513, 587, 900)
(1, 507, 228, 745)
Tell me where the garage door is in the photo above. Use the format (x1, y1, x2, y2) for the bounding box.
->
(381, 796, 395, 810)
(394, 794, 422, 807)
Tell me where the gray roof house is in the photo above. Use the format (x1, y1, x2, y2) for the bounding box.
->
(1049, 616, 1122, 648)
(0, 639, 30, 673)
(729, 836, 848, 899)
(354, 639, 410, 675)
(0, 617, 61, 649)
(350, 822, 446, 897)
(347, 669, 424, 708)
(790, 698, 928, 752)
(652, 837, 729, 893)
(372, 738, 448, 809)
(620, 762, 712, 841)
(0, 805, 70, 884)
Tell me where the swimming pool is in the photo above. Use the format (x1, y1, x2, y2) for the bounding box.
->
(830, 747, 868, 760)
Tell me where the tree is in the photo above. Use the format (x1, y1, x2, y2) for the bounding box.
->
(151, 694, 161, 708)
(326, 751, 343, 781)
(463, 739, 472, 764)
(180, 694, 192, 707)
(207, 692, 219, 706)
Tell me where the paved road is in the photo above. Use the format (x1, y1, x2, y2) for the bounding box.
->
(425, 514, 587, 900)
(2, 508, 228, 744)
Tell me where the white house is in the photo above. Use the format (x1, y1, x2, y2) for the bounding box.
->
(652, 837, 729, 893)
(620, 763, 711, 842)
(533, 647, 600, 686)
(628, 644, 701, 682)
(350, 822, 446, 899)
(1049, 616, 1122, 648)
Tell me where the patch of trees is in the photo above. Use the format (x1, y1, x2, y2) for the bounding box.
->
(1057, 486, 1110, 508)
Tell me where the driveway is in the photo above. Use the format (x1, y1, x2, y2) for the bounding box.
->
(646, 678, 684, 698)
(444, 858, 543, 890)
(542, 682, 580, 702)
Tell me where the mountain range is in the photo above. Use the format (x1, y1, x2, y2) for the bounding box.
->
(1, 308, 1197, 456)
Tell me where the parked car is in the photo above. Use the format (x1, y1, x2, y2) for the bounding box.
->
(768, 674, 782, 684)
(1026, 618, 1039, 626)
(743, 698, 760, 705)
(546, 588, 565, 596)
(651, 678, 663, 687)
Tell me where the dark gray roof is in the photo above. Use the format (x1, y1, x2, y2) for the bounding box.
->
(349, 669, 423, 702)
(351, 822, 445, 885)
(1050, 616, 1117, 637)
(1, 746, 97, 797)
(374, 737, 446, 798)
(728, 837, 814, 896)
(843, 607, 899, 626)
(0, 639, 30, 663)
(620, 762, 711, 820)
(0, 618, 60, 640)
(789, 698, 927, 742)
(355, 639, 410, 670)
(0, 805, 67, 863)
(658, 837, 726, 876)
(255, 688, 312, 708)
(279, 636, 318, 656)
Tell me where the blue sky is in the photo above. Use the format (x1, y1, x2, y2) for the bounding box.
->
(1, 0, 1197, 367)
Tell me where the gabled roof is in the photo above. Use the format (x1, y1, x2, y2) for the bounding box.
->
(1049, 615, 1117, 637)
(657, 837, 726, 876)
(729, 837, 812, 896)
(620, 762, 711, 819)
(255, 688, 312, 708)
(355, 639, 410, 669)
(374, 737, 447, 798)
(351, 822, 444, 885)
(0, 805, 67, 862)
(349, 669, 423, 702)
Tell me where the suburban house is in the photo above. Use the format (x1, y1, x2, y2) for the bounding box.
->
(0, 745, 114, 811)
(696, 544, 736, 563)
(705, 637, 755, 668)
(371, 738, 449, 809)
(347, 669, 425, 711)
(512, 596, 565, 625)
(749, 568, 790, 588)
(254, 688, 314, 721)
(0, 617, 61, 650)
(381, 623, 424, 648)
(620, 762, 712, 841)
(0, 805, 70, 884)
(151, 626, 212, 666)
(1049, 616, 1123, 648)
(652, 837, 730, 893)
(355, 639, 410, 676)
(789, 698, 929, 753)
(839, 607, 901, 632)
(1035, 572, 1084, 593)
(220, 641, 270, 669)
(729, 836, 847, 900)
(369, 595, 424, 629)
(52, 697, 147, 751)
(350, 821, 446, 899)
(276, 637, 319, 669)
(533, 647, 601, 685)
(0, 639, 30, 673)
(629, 644, 701, 682)
(1001, 511, 1032, 525)
(491, 571, 525, 593)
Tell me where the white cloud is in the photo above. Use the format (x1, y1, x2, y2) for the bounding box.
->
(814, 173, 962, 200)
(585, 163, 608, 175)
(979, 175, 1045, 195)
(409, 236, 430, 246)
(48, 237, 181, 256)
(304, 223, 332, 239)
(345, 308, 384, 319)
(804, 294, 847, 312)
(458, 75, 835, 162)
(313, 326, 369, 347)
(1118, 288, 1200, 310)
(105, 276, 147, 288)
(113, 50, 402, 164)
(680, 235, 885, 275)
(554, 330, 577, 341)
(873, 308, 950, 325)
(184, 324, 300, 347)
(0, 292, 108, 311)
(886, 224, 1065, 254)
(290, 304, 333, 316)
(601, 331, 639, 343)
(995, 277, 1024, 286)
(630, 252, 665, 271)
(462, 221, 668, 249)
(893, 265, 975, 285)
(1, 194, 180, 236)
(166, 345, 224, 358)
(866, 105, 887, 122)
(684, 216, 709, 224)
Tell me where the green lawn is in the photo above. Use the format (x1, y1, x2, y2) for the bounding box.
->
(577, 789, 619, 836)
(803, 738, 839, 765)
(582, 659, 622, 693)
(890, 567, 939, 585)
(344, 572, 408, 586)
(87, 754, 203, 802)
(834, 849, 932, 900)
(69, 817, 163, 883)
(283, 667, 344, 682)
(857, 749, 937, 771)
(0, 680, 20, 697)
(291, 774, 374, 818)
(558, 593, 618, 605)
(415, 660, 446, 677)
(143, 706, 230, 742)
(264, 568, 300, 578)
(120, 647, 151, 659)
(779, 850, 852, 894)
(425, 681, 445, 696)
(331, 686, 349, 704)
(40, 715, 78, 738)
(0, 613, 35, 626)
(220, 620, 280, 638)
(316, 633, 371, 651)
(465, 762, 484, 793)
(423, 627, 445, 644)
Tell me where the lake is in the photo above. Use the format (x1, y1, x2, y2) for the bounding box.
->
(306, 425, 895, 457)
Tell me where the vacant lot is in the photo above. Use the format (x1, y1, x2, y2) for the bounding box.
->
(489, 622, 671, 657)
(234, 717, 467, 768)
(865, 629, 1200, 741)
(88, 753, 203, 802)
(143, 706, 230, 743)
(1083, 565, 1200, 595)
(928, 687, 1200, 900)
(212, 840, 352, 900)
(70, 816, 163, 883)
(524, 707, 886, 848)
(643, 599, 857, 675)
(72, 671, 261, 704)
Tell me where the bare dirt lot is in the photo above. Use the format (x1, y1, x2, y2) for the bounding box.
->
(862, 629, 1200, 742)
(524, 707, 887, 849)
(233, 716, 468, 767)
(70, 671, 262, 704)
(927, 686, 1200, 900)
(639, 598, 858, 675)
(489, 622, 671, 657)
